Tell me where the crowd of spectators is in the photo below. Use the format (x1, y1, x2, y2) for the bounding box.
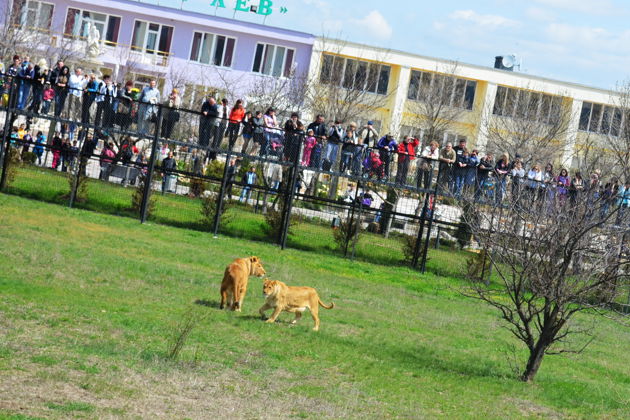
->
(3, 54, 629, 215)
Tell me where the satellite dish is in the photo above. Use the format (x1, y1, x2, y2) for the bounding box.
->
(501, 55, 516, 69)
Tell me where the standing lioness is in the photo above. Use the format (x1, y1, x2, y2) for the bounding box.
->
(220, 256, 266, 311)
(259, 279, 334, 331)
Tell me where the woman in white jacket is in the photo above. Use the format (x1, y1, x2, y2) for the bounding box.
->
(417, 140, 440, 189)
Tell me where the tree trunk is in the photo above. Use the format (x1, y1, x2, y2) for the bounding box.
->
(521, 343, 547, 382)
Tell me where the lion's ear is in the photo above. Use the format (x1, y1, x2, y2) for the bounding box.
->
(250, 256, 260, 263)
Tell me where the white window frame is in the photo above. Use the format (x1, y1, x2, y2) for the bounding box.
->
(252, 42, 295, 78)
(131, 19, 174, 55)
(493, 85, 562, 125)
(579, 101, 624, 136)
(188, 31, 237, 68)
(63, 6, 122, 45)
(15, 0, 54, 30)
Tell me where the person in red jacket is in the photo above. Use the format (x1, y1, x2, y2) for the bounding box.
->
(395, 136, 419, 184)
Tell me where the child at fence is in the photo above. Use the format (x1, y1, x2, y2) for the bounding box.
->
(41, 82, 54, 115)
(302, 129, 317, 166)
(33, 131, 45, 166)
(240, 111, 254, 154)
(363, 150, 384, 180)
(309, 140, 322, 170)
(51, 132, 63, 170)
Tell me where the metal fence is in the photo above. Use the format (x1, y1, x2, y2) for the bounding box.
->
(1, 76, 468, 271)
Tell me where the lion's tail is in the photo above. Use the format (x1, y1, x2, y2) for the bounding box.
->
(318, 299, 334, 310)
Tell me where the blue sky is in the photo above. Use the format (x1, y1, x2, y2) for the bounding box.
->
(151, 0, 630, 90)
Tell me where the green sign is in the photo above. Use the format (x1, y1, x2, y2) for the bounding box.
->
(210, 0, 286, 16)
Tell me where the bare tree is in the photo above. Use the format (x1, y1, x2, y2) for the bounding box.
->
(484, 87, 572, 167)
(403, 62, 470, 144)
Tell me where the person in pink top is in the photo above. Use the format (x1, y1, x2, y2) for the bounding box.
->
(302, 129, 317, 166)
(227, 99, 246, 150)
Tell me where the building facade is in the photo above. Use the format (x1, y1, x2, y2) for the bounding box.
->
(307, 38, 621, 167)
(3, 0, 314, 107)
(2, 0, 623, 167)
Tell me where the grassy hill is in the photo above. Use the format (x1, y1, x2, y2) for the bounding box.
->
(0, 194, 629, 419)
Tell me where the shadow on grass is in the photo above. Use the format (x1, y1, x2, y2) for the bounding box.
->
(194, 299, 220, 308)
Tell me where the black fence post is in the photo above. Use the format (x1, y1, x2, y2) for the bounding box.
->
(279, 135, 303, 250)
(68, 122, 90, 208)
(411, 193, 428, 268)
(0, 82, 16, 191)
(420, 164, 442, 273)
(350, 187, 365, 261)
(213, 150, 232, 237)
(435, 226, 441, 249)
(140, 106, 163, 223)
(343, 181, 361, 257)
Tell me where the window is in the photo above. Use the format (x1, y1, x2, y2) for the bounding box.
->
(407, 70, 476, 110)
(319, 53, 391, 95)
(131, 20, 173, 55)
(64, 8, 121, 46)
(579, 101, 624, 136)
(252, 43, 294, 77)
(492, 85, 563, 124)
(189, 32, 236, 67)
(12, 0, 53, 30)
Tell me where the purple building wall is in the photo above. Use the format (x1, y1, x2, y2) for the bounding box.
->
(3, 0, 314, 103)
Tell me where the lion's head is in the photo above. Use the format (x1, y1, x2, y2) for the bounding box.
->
(249, 256, 266, 277)
(262, 278, 277, 298)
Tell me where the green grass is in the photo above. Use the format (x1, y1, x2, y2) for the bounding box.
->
(6, 164, 466, 272)
(1, 192, 629, 418)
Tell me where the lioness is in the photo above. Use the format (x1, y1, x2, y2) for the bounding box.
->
(220, 256, 266, 311)
(259, 279, 334, 331)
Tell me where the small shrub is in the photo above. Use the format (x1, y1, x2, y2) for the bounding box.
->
(333, 216, 363, 253)
(67, 170, 89, 203)
(466, 248, 492, 284)
(263, 198, 297, 242)
(2, 147, 20, 188)
(131, 174, 155, 218)
(166, 307, 207, 361)
(21, 151, 37, 164)
(401, 232, 431, 266)
(205, 159, 225, 179)
(200, 192, 233, 231)
(189, 177, 207, 198)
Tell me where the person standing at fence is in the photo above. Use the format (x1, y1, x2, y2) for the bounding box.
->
(358, 121, 379, 150)
(302, 129, 317, 167)
(16, 61, 34, 110)
(161, 151, 177, 194)
(67, 68, 86, 121)
(377, 134, 397, 179)
(283, 113, 303, 162)
(138, 80, 161, 136)
(50, 62, 70, 118)
(99, 141, 116, 181)
(307, 115, 328, 165)
(240, 111, 254, 154)
(227, 99, 245, 151)
(199, 96, 219, 147)
(494, 153, 510, 205)
(239, 166, 257, 203)
(261, 108, 280, 157)
(51, 132, 62, 170)
(341, 123, 357, 174)
(437, 142, 456, 193)
(323, 120, 344, 172)
(225, 158, 237, 199)
(33, 131, 45, 166)
(218, 98, 230, 147)
(161, 88, 181, 140)
(418, 140, 439, 190)
(475, 153, 494, 201)
(28, 59, 48, 115)
(95, 75, 117, 129)
(396, 136, 419, 185)
(116, 81, 134, 130)
(510, 160, 525, 205)
(190, 148, 204, 176)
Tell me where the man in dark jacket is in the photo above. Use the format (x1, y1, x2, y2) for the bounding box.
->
(200, 96, 219, 157)
(161, 151, 177, 194)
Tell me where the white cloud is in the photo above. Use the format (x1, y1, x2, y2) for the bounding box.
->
(352, 10, 393, 40)
(532, 0, 619, 15)
(525, 7, 555, 22)
(449, 10, 519, 29)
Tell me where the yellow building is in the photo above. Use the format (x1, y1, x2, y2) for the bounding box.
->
(308, 38, 621, 167)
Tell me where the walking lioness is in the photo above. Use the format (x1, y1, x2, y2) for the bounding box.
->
(220, 256, 266, 311)
(259, 279, 334, 331)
